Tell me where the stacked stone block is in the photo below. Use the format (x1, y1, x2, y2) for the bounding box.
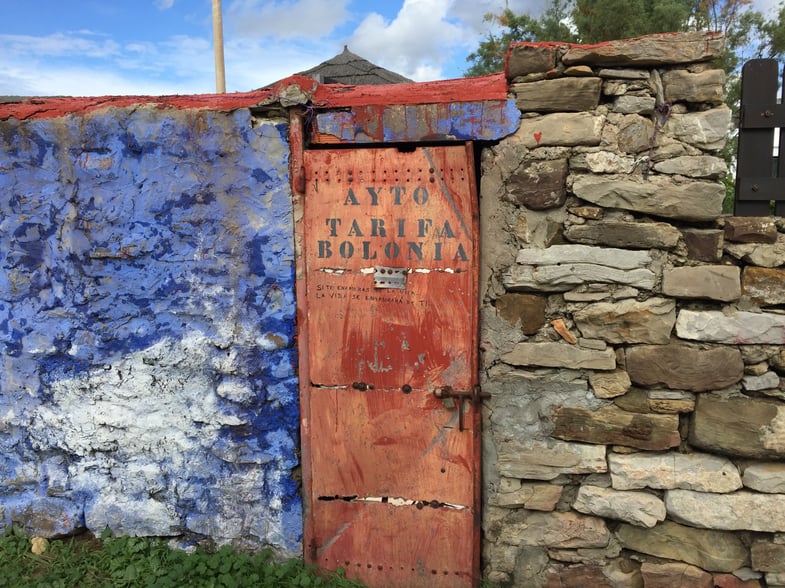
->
(481, 32, 785, 586)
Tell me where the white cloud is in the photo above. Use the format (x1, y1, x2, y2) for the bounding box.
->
(0, 25, 334, 96)
(341, 0, 551, 82)
(1, 32, 120, 59)
(226, 0, 352, 39)
(0, 0, 627, 97)
(112, 37, 209, 78)
(449, 0, 547, 33)
(225, 38, 333, 89)
(14, 0, 773, 98)
(347, 0, 470, 81)
(753, 0, 781, 16)
(0, 63, 203, 97)
(410, 63, 443, 80)
(0, 32, 216, 96)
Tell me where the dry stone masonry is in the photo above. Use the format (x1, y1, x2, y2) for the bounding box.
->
(481, 32, 785, 587)
(4, 28, 785, 587)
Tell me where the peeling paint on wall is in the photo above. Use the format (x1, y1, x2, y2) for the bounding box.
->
(313, 100, 521, 144)
(0, 107, 300, 554)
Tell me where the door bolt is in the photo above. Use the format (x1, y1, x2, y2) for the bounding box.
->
(433, 385, 490, 431)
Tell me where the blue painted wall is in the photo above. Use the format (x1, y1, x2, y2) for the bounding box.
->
(0, 107, 300, 554)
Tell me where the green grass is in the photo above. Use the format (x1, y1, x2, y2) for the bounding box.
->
(0, 527, 366, 588)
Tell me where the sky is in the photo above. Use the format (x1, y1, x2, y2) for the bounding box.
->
(0, 0, 781, 98)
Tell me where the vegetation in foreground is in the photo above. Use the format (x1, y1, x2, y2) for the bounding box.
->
(0, 528, 366, 588)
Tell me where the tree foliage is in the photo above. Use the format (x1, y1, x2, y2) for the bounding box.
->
(464, 0, 785, 77)
(464, 0, 577, 77)
(760, 2, 785, 59)
(572, 0, 693, 44)
(464, 0, 785, 212)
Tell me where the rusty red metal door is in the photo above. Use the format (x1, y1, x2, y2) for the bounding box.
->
(297, 144, 481, 587)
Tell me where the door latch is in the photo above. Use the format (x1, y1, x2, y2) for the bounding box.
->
(433, 385, 489, 432)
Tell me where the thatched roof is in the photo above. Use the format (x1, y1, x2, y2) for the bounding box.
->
(297, 46, 412, 85)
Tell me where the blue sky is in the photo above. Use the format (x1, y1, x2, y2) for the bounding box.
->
(0, 0, 541, 96)
(1, 0, 780, 97)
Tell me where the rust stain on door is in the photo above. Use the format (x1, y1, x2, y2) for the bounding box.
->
(299, 145, 481, 587)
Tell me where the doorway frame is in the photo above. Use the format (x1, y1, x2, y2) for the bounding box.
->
(286, 83, 518, 583)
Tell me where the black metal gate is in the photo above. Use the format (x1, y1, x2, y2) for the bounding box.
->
(735, 59, 785, 216)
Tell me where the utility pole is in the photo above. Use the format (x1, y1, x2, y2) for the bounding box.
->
(212, 0, 226, 93)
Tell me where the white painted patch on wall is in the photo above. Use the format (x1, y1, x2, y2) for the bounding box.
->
(28, 330, 295, 550)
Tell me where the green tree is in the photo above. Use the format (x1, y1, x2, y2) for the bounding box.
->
(464, 9, 540, 77)
(465, 0, 778, 76)
(464, 0, 783, 211)
(538, 0, 579, 41)
(760, 1, 785, 59)
(688, 0, 766, 71)
(465, 0, 576, 76)
(572, 0, 693, 43)
(465, 0, 696, 75)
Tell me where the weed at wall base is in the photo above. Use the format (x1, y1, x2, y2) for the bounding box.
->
(0, 527, 366, 588)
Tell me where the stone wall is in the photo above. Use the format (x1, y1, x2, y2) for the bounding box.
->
(0, 107, 301, 555)
(480, 32, 785, 587)
(4, 30, 785, 586)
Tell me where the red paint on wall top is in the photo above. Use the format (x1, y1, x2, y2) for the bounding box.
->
(0, 91, 275, 121)
(310, 72, 508, 107)
(0, 73, 509, 121)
